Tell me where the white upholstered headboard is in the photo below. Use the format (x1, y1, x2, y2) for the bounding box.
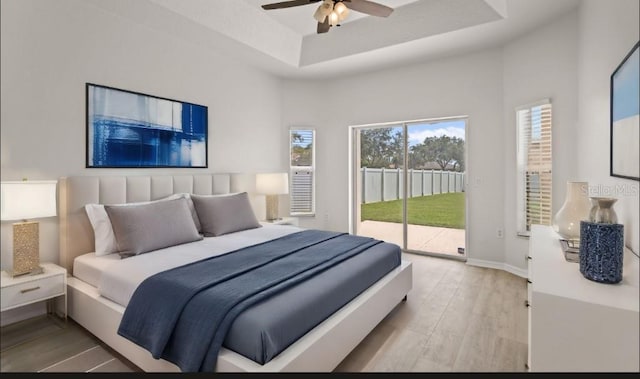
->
(58, 174, 231, 274)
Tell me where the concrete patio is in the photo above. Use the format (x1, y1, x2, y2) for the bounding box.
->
(357, 220, 466, 257)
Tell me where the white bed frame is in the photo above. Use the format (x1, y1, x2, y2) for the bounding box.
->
(58, 174, 412, 372)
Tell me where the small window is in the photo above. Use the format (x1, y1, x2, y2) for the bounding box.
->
(516, 100, 552, 235)
(290, 128, 315, 216)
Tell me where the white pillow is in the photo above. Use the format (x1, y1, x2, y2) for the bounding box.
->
(85, 203, 118, 256)
(85, 193, 200, 256)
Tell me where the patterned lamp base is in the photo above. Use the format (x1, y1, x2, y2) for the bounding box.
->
(579, 221, 624, 284)
(265, 194, 280, 221)
(10, 221, 43, 277)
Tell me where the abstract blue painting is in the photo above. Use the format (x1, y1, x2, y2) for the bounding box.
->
(87, 83, 208, 168)
(610, 42, 639, 181)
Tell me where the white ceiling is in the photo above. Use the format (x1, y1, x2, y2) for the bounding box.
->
(136, 0, 581, 79)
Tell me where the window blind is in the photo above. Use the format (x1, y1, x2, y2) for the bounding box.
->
(290, 129, 315, 215)
(517, 101, 552, 234)
(291, 170, 313, 214)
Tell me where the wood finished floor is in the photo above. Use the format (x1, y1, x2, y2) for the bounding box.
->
(0, 253, 528, 373)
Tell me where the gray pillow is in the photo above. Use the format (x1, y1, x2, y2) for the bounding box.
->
(191, 192, 261, 237)
(175, 193, 202, 233)
(105, 197, 203, 258)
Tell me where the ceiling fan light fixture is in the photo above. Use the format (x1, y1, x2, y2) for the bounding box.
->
(334, 2, 347, 15)
(261, 0, 392, 34)
(313, 0, 334, 23)
(313, 8, 327, 23)
(329, 10, 340, 26)
(335, 2, 349, 22)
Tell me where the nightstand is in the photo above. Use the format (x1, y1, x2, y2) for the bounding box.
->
(262, 217, 299, 226)
(1, 262, 67, 321)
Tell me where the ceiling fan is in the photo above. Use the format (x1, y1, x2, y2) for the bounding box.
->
(261, 0, 394, 34)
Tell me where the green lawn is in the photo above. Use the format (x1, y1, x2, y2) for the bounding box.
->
(361, 192, 465, 229)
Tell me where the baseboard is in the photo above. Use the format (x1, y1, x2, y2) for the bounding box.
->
(466, 259, 528, 278)
(503, 263, 528, 278)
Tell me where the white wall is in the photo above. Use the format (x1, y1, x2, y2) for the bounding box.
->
(279, 80, 330, 228)
(502, 11, 579, 271)
(0, 0, 285, 269)
(283, 50, 507, 265)
(577, 0, 640, 255)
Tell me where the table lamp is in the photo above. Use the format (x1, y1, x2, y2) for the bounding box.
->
(1, 180, 57, 276)
(256, 173, 289, 221)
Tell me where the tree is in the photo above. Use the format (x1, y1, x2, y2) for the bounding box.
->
(389, 130, 404, 168)
(360, 128, 403, 168)
(291, 132, 304, 143)
(408, 143, 428, 169)
(360, 129, 464, 171)
(450, 137, 465, 172)
(291, 132, 312, 166)
(410, 135, 465, 171)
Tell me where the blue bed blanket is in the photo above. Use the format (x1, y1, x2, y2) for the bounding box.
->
(117, 230, 383, 372)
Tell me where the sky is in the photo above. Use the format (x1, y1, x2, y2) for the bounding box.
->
(292, 120, 466, 148)
(612, 45, 639, 122)
(404, 119, 466, 146)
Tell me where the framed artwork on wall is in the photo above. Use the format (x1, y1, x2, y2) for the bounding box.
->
(610, 41, 639, 181)
(86, 83, 208, 168)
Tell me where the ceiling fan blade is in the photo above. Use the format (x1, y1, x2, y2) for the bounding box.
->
(317, 18, 330, 34)
(261, 0, 320, 10)
(344, 0, 394, 17)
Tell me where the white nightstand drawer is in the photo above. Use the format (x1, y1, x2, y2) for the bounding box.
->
(1, 275, 64, 311)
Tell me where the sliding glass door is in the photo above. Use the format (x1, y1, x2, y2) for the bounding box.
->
(356, 124, 405, 249)
(352, 118, 467, 259)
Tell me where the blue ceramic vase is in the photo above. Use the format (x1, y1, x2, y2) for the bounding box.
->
(579, 221, 624, 284)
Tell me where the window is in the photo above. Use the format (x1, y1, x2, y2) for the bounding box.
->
(290, 128, 315, 216)
(516, 100, 552, 235)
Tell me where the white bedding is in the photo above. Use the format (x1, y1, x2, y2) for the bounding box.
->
(73, 252, 122, 287)
(75, 224, 302, 307)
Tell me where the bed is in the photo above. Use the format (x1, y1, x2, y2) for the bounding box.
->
(58, 174, 412, 372)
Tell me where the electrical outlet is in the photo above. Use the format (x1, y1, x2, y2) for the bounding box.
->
(496, 228, 504, 239)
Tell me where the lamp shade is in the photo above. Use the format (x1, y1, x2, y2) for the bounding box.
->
(256, 173, 289, 195)
(1, 181, 57, 221)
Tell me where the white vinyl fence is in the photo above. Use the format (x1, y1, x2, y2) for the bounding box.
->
(361, 168, 465, 203)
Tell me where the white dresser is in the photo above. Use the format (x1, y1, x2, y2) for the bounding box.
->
(528, 225, 639, 372)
